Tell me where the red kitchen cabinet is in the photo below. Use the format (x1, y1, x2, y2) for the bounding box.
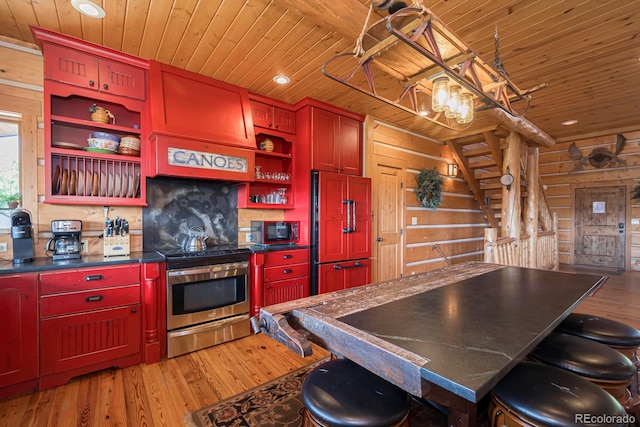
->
(250, 99, 296, 134)
(0, 274, 38, 397)
(32, 26, 148, 207)
(148, 60, 255, 149)
(42, 42, 146, 100)
(250, 249, 309, 317)
(39, 265, 142, 390)
(317, 259, 371, 294)
(312, 108, 363, 176)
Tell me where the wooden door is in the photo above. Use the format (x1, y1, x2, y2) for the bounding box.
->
(574, 186, 625, 269)
(374, 165, 403, 282)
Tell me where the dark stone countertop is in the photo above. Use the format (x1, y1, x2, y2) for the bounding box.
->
(0, 251, 165, 275)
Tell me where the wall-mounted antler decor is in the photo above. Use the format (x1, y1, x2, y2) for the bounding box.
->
(567, 134, 627, 172)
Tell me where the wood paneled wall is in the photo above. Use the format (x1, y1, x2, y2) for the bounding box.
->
(539, 131, 640, 270)
(366, 119, 486, 279)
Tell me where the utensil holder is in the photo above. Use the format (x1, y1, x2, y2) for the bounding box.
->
(103, 235, 130, 257)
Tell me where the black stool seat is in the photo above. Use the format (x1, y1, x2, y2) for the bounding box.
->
(492, 362, 626, 427)
(556, 313, 640, 348)
(302, 358, 410, 427)
(530, 332, 636, 381)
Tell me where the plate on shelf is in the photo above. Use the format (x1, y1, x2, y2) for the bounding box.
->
(121, 173, 129, 198)
(78, 170, 84, 196)
(52, 165, 60, 195)
(69, 170, 76, 195)
(60, 169, 68, 195)
(133, 173, 140, 198)
(100, 172, 107, 196)
(84, 147, 114, 154)
(127, 174, 135, 197)
(114, 173, 121, 197)
(93, 172, 99, 197)
(85, 170, 93, 196)
(53, 141, 85, 150)
(107, 172, 114, 197)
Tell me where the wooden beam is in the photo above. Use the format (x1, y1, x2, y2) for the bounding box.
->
(483, 131, 503, 171)
(488, 109, 556, 148)
(501, 132, 522, 239)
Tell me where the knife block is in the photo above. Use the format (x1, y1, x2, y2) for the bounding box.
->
(103, 235, 130, 257)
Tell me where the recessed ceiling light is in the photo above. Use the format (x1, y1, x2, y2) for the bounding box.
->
(71, 0, 106, 18)
(561, 119, 578, 126)
(273, 75, 291, 85)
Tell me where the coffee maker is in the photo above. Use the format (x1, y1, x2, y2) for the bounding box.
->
(11, 209, 34, 264)
(46, 220, 82, 261)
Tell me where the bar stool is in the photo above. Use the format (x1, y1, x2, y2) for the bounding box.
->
(529, 332, 636, 410)
(490, 362, 627, 427)
(556, 313, 640, 368)
(301, 358, 410, 427)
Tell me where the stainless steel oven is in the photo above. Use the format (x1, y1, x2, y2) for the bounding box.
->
(165, 250, 251, 358)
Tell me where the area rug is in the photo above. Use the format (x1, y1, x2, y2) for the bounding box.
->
(187, 358, 446, 427)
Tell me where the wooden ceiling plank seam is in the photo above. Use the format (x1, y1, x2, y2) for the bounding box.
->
(0, 1, 23, 42)
(28, 1, 60, 43)
(200, 1, 265, 77)
(218, 3, 299, 85)
(120, 0, 152, 58)
(207, 0, 274, 79)
(169, 0, 224, 68)
(137, 0, 174, 60)
(154, 0, 200, 65)
(52, 0, 84, 42)
(236, 13, 330, 90)
(185, 0, 247, 74)
(4, 0, 39, 42)
(102, 0, 129, 52)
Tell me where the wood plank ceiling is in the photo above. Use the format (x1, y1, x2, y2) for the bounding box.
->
(1, 0, 639, 143)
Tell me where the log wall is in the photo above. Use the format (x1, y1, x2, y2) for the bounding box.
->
(366, 119, 486, 278)
(539, 131, 640, 270)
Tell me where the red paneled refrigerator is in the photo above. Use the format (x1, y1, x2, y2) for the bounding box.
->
(311, 171, 371, 295)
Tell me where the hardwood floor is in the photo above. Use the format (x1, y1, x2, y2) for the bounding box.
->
(1, 267, 638, 426)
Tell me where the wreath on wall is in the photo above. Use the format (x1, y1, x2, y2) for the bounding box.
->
(632, 184, 640, 201)
(415, 167, 443, 211)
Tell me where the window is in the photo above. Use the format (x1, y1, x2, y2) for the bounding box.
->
(0, 112, 21, 229)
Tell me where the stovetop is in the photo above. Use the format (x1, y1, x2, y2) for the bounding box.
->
(160, 244, 251, 270)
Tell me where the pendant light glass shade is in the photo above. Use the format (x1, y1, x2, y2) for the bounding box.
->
(431, 77, 449, 112)
(457, 93, 474, 124)
(444, 85, 462, 118)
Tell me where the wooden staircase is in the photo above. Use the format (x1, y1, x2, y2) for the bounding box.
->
(446, 129, 559, 269)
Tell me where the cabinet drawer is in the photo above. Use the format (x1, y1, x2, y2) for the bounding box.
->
(264, 263, 308, 282)
(41, 284, 140, 317)
(264, 276, 309, 306)
(40, 264, 140, 294)
(264, 249, 309, 267)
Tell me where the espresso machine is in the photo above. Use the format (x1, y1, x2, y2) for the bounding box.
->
(11, 209, 34, 264)
(46, 220, 82, 261)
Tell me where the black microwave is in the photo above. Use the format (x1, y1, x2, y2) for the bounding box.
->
(251, 221, 299, 244)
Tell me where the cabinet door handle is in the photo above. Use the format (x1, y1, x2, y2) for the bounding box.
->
(84, 274, 104, 281)
(283, 269, 292, 274)
(283, 254, 293, 259)
(88, 80, 95, 86)
(131, 308, 137, 313)
(103, 83, 109, 90)
(85, 295, 104, 302)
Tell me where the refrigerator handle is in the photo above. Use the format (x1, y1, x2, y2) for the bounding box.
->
(333, 261, 363, 269)
(343, 199, 351, 233)
(351, 199, 357, 232)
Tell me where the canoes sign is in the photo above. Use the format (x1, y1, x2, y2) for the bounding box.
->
(167, 147, 248, 173)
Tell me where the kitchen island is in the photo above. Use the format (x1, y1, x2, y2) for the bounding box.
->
(254, 261, 607, 427)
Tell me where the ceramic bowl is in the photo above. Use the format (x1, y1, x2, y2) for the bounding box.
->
(87, 136, 119, 152)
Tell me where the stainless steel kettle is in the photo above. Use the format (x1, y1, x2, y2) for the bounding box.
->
(183, 226, 208, 252)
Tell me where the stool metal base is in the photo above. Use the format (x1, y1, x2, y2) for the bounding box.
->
(302, 408, 409, 427)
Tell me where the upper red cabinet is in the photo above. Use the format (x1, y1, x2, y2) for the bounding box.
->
(250, 97, 296, 135)
(43, 43, 146, 100)
(148, 61, 255, 149)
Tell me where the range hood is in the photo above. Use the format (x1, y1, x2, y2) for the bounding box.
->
(147, 60, 256, 182)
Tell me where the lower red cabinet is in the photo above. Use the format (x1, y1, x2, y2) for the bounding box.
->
(0, 274, 38, 397)
(251, 248, 310, 317)
(39, 265, 142, 389)
(317, 259, 371, 294)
